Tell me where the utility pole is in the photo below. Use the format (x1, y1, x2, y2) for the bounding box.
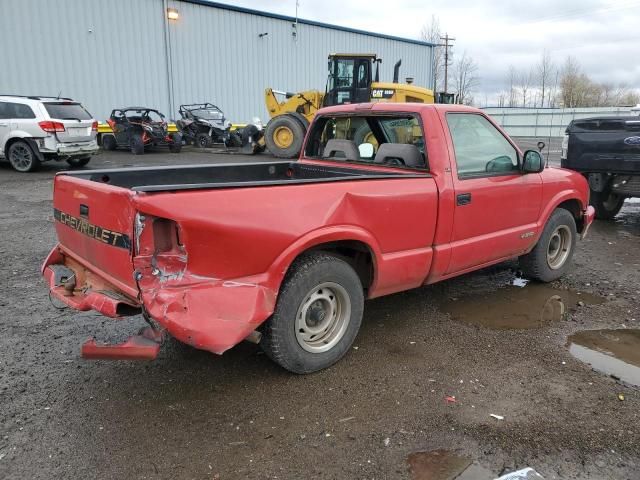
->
(438, 33, 455, 93)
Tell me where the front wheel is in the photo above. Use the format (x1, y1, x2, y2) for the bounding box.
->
(260, 252, 364, 374)
(169, 133, 182, 153)
(195, 132, 211, 149)
(264, 115, 306, 159)
(519, 208, 577, 283)
(131, 135, 144, 155)
(590, 188, 625, 220)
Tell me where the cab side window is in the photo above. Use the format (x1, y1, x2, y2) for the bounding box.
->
(447, 113, 518, 177)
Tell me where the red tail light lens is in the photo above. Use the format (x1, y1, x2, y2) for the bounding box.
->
(92, 121, 98, 132)
(106, 119, 116, 130)
(38, 121, 65, 133)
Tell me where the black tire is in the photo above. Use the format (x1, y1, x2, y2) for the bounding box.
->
(169, 133, 182, 153)
(66, 156, 91, 168)
(590, 188, 625, 220)
(353, 122, 375, 146)
(7, 140, 40, 172)
(264, 115, 306, 159)
(519, 208, 577, 283)
(260, 252, 364, 374)
(131, 135, 144, 155)
(195, 132, 211, 149)
(101, 134, 117, 151)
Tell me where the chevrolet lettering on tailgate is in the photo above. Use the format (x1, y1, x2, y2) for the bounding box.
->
(54, 209, 131, 250)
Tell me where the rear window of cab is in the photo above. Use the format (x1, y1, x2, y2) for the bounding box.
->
(304, 114, 428, 170)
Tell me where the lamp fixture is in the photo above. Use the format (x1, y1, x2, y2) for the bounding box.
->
(167, 8, 179, 20)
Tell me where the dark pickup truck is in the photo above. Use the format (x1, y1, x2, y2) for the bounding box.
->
(561, 115, 640, 219)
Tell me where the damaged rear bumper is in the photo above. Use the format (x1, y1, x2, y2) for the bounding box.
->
(42, 245, 277, 359)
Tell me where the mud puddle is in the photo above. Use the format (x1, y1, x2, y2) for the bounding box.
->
(440, 283, 604, 329)
(568, 329, 640, 386)
(407, 449, 472, 480)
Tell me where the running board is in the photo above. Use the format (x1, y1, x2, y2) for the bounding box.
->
(81, 327, 164, 360)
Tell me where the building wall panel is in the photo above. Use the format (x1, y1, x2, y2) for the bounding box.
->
(1, 0, 434, 123)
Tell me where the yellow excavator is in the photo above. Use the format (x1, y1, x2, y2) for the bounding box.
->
(264, 53, 449, 158)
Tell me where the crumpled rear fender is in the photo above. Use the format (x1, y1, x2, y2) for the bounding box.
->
(134, 259, 277, 354)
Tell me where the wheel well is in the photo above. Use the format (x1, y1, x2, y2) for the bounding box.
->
(557, 199, 584, 232)
(293, 240, 374, 292)
(4, 137, 25, 155)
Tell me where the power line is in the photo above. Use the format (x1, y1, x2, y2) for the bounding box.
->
(438, 33, 455, 93)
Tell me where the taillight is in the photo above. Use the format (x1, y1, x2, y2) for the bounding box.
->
(38, 121, 65, 133)
(92, 121, 98, 132)
(106, 119, 116, 130)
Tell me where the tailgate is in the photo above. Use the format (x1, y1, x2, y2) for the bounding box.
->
(564, 118, 640, 173)
(53, 174, 137, 293)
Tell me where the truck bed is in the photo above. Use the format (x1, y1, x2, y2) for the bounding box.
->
(60, 161, 425, 192)
(562, 117, 640, 174)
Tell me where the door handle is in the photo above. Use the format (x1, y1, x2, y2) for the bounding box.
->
(456, 193, 472, 206)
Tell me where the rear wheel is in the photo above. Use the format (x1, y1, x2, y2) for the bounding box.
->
(519, 208, 577, 282)
(260, 252, 364, 374)
(101, 134, 117, 151)
(590, 188, 625, 220)
(169, 133, 182, 153)
(66, 156, 91, 168)
(7, 140, 40, 172)
(131, 135, 144, 155)
(265, 115, 306, 159)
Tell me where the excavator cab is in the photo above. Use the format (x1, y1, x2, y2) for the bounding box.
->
(323, 54, 379, 107)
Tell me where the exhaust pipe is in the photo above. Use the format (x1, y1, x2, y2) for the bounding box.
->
(393, 59, 402, 83)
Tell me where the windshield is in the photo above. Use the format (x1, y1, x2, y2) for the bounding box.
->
(43, 102, 93, 121)
(125, 110, 164, 123)
(190, 108, 223, 120)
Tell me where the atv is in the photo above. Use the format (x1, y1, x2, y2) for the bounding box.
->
(102, 107, 182, 155)
(177, 103, 265, 154)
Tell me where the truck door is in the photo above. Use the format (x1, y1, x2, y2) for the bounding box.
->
(444, 112, 543, 274)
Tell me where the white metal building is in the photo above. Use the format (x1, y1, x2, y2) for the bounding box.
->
(0, 0, 435, 122)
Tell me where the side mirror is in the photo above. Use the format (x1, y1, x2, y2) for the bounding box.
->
(523, 150, 544, 173)
(537, 141, 546, 152)
(358, 142, 375, 159)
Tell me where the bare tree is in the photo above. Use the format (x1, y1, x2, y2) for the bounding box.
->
(507, 65, 518, 107)
(536, 50, 554, 108)
(420, 16, 444, 93)
(560, 56, 583, 107)
(519, 69, 533, 107)
(453, 51, 479, 105)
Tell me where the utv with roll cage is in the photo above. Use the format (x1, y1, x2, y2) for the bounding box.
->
(102, 107, 182, 155)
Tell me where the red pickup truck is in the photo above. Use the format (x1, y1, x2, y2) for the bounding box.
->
(42, 103, 594, 373)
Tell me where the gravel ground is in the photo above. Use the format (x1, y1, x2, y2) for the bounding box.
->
(0, 148, 639, 480)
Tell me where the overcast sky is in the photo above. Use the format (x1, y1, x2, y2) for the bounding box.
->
(218, 0, 640, 104)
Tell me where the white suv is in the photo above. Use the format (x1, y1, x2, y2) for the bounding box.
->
(0, 95, 99, 172)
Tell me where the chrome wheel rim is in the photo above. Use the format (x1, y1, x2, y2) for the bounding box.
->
(295, 282, 351, 353)
(9, 144, 33, 171)
(547, 225, 572, 270)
